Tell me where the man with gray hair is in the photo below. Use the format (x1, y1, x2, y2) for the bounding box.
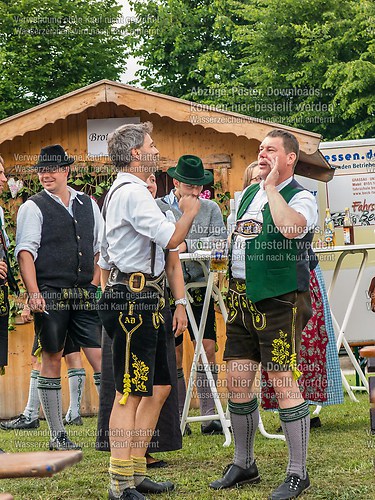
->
(98, 122, 200, 500)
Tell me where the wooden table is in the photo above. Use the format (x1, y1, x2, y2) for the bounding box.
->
(0, 450, 82, 479)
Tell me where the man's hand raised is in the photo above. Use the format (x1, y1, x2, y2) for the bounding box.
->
(264, 156, 280, 190)
(178, 195, 200, 218)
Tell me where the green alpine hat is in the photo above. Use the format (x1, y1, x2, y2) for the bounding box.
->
(167, 155, 213, 186)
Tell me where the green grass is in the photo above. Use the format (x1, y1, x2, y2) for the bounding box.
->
(1, 389, 374, 499)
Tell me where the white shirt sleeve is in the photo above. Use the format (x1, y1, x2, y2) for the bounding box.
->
(0, 206, 10, 247)
(126, 187, 175, 248)
(91, 198, 103, 255)
(289, 190, 318, 239)
(98, 219, 111, 270)
(15, 201, 43, 260)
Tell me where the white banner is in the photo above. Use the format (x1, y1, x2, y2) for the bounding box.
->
(320, 139, 375, 175)
(87, 117, 140, 157)
(326, 173, 375, 226)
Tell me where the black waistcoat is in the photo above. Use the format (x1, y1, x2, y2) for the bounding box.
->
(30, 191, 95, 288)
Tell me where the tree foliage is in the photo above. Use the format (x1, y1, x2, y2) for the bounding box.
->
(0, 0, 127, 119)
(128, 0, 375, 140)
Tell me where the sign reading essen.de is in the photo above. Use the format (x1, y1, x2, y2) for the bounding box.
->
(320, 138, 375, 175)
(87, 117, 140, 157)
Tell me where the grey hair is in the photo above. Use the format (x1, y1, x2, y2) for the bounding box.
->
(107, 121, 153, 170)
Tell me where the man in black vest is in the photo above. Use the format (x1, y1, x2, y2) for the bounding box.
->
(210, 130, 318, 499)
(15, 145, 102, 450)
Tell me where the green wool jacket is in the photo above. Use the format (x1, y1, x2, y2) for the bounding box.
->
(237, 179, 313, 303)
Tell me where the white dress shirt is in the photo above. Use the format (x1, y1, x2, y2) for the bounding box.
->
(231, 177, 318, 279)
(99, 172, 175, 275)
(0, 206, 10, 248)
(15, 187, 103, 260)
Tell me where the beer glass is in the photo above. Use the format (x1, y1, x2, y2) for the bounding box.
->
(210, 241, 228, 273)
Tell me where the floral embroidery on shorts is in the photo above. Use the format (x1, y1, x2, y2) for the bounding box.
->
(131, 353, 149, 393)
(235, 281, 246, 294)
(227, 289, 239, 324)
(248, 301, 266, 330)
(271, 330, 291, 365)
(0, 288, 8, 316)
(152, 298, 165, 329)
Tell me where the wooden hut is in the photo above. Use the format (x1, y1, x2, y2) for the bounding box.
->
(0, 80, 333, 417)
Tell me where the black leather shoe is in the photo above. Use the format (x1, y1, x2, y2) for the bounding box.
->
(183, 423, 192, 436)
(310, 417, 321, 429)
(269, 473, 310, 499)
(0, 414, 40, 430)
(145, 453, 168, 469)
(49, 431, 81, 450)
(210, 462, 260, 489)
(136, 477, 174, 494)
(201, 420, 223, 435)
(63, 416, 83, 426)
(108, 487, 148, 499)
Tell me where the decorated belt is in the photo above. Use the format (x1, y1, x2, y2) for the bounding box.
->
(107, 268, 166, 296)
(234, 219, 262, 238)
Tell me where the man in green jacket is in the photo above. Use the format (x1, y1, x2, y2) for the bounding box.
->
(210, 129, 318, 500)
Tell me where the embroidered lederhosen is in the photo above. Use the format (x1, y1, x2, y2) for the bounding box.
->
(224, 181, 313, 374)
(224, 277, 312, 374)
(99, 182, 170, 404)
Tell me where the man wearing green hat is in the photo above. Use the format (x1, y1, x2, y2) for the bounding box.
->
(157, 154, 227, 435)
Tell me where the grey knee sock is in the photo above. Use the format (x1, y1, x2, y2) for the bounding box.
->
(229, 398, 259, 469)
(196, 364, 218, 417)
(279, 401, 310, 479)
(23, 369, 40, 421)
(65, 368, 86, 422)
(109, 457, 134, 498)
(93, 371, 101, 395)
(37, 376, 65, 438)
(177, 368, 186, 418)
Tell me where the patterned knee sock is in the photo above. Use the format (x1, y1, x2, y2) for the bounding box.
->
(228, 398, 259, 469)
(37, 376, 65, 438)
(109, 457, 134, 498)
(279, 401, 310, 479)
(65, 368, 86, 422)
(177, 368, 186, 419)
(23, 369, 40, 421)
(132, 456, 147, 486)
(196, 364, 218, 417)
(93, 371, 101, 395)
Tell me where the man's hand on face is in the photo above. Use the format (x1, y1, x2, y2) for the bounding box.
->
(264, 156, 280, 190)
(178, 195, 201, 217)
